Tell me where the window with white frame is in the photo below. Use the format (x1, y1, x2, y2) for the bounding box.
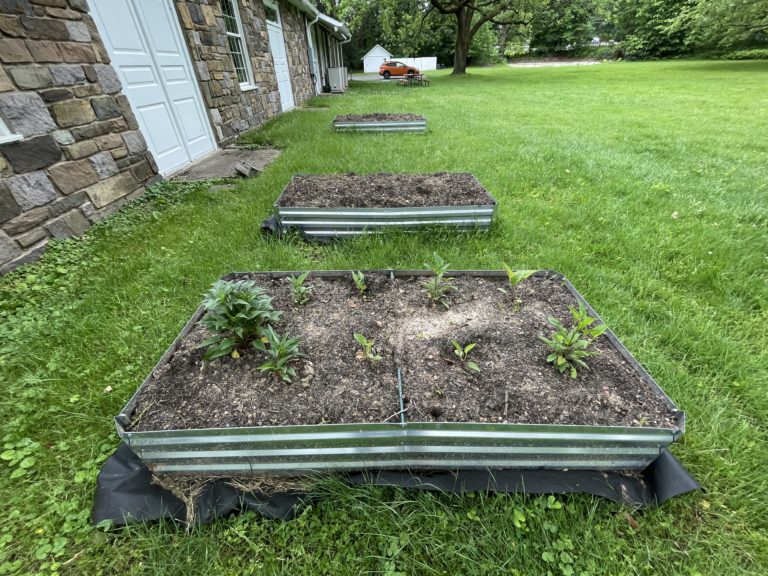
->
(0, 116, 22, 145)
(221, 0, 255, 88)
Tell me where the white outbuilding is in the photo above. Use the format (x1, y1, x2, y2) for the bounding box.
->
(362, 44, 393, 73)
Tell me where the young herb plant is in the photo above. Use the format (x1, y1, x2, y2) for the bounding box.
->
(540, 303, 607, 379)
(451, 339, 481, 372)
(253, 326, 303, 383)
(354, 333, 383, 361)
(501, 265, 537, 311)
(199, 279, 281, 361)
(421, 252, 456, 308)
(286, 271, 312, 305)
(351, 271, 367, 297)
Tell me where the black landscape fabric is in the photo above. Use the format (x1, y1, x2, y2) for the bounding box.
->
(93, 443, 700, 527)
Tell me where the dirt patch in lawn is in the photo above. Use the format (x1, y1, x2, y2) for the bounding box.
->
(334, 113, 425, 122)
(130, 273, 677, 432)
(275, 173, 496, 209)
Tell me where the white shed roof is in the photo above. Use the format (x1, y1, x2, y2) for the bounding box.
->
(361, 44, 392, 60)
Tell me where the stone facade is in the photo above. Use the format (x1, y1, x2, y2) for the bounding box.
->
(173, 0, 315, 144)
(0, 0, 158, 273)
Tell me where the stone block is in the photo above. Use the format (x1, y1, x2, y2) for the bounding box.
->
(8, 65, 53, 89)
(30, 0, 67, 7)
(48, 158, 96, 193)
(17, 227, 47, 247)
(196, 61, 210, 81)
(187, 3, 203, 25)
(93, 132, 122, 150)
(176, 3, 192, 29)
(0, 38, 32, 62)
(21, 16, 69, 40)
(0, 231, 22, 265)
(110, 145, 127, 159)
(46, 208, 88, 238)
(122, 129, 147, 154)
(88, 150, 117, 179)
(62, 138, 96, 159)
(90, 95, 120, 120)
(201, 4, 215, 26)
(129, 158, 154, 182)
(0, 1, 33, 16)
(0, 134, 61, 173)
(82, 63, 96, 82)
(44, 7, 80, 19)
(0, 181, 22, 224)
(2, 205, 49, 235)
(61, 41, 95, 63)
(64, 19, 88, 41)
(85, 171, 136, 208)
(49, 63, 84, 84)
(0, 67, 12, 92)
(92, 63, 120, 93)
(51, 129, 73, 145)
(51, 97, 95, 127)
(69, 120, 110, 140)
(0, 91, 56, 136)
(26, 39, 62, 62)
(0, 14, 23, 36)
(72, 83, 99, 97)
(68, 0, 87, 11)
(48, 189, 85, 215)
(39, 87, 71, 101)
(6, 170, 57, 210)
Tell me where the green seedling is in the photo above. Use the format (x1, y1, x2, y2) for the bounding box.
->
(253, 326, 303, 383)
(540, 302, 607, 379)
(351, 271, 367, 297)
(421, 252, 456, 308)
(451, 339, 481, 372)
(199, 279, 281, 361)
(286, 271, 312, 305)
(354, 333, 383, 361)
(501, 265, 537, 311)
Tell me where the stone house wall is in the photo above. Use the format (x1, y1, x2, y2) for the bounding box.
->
(173, 0, 315, 144)
(0, 0, 158, 274)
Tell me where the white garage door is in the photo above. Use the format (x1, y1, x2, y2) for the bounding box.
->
(90, 0, 216, 175)
(264, 0, 294, 112)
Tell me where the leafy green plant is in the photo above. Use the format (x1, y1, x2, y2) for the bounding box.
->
(540, 303, 607, 378)
(287, 271, 312, 305)
(199, 279, 281, 360)
(354, 333, 383, 361)
(501, 265, 537, 310)
(253, 326, 302, 383)
(421, 253, 456, 308)
(451, 339, 480, 372)
(351, 271, 367, 297)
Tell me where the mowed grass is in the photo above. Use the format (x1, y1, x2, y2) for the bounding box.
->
(1, 60, 766, 574)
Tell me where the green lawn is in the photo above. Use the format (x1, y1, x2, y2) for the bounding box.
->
(1, 60, 767, 575)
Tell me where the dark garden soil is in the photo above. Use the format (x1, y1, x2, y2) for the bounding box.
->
(334, 113, 425, 122)
(275, 173, 496, 209)
(131, 273, 678, 432)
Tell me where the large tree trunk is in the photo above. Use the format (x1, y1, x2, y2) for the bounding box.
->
(452, 6, 472, 75)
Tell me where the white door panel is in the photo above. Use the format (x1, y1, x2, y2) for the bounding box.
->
(267, 13, 294, 111)
(90, 0, 216, 175)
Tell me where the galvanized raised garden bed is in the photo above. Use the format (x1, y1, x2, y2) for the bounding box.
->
(272, 173, 497, 239)
(333, 116, 427, 133)
(116, 270, 684, 476)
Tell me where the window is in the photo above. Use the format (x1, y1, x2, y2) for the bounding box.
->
(0, 116, 22, 145)
(263, 1, 279, 24)
(221, 0, 255, 89)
